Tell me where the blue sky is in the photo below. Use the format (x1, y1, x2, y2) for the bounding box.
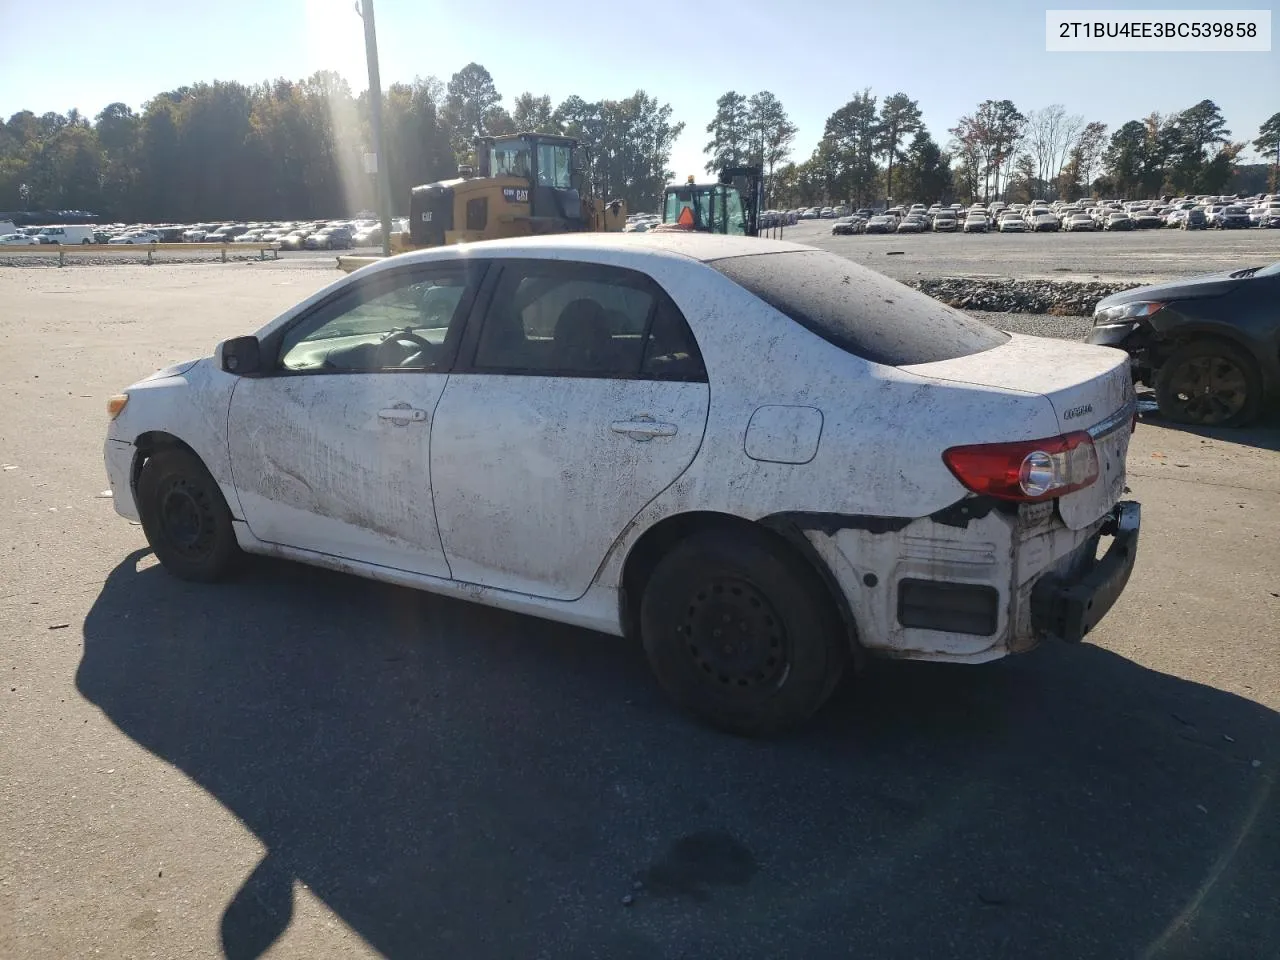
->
(1, 0, 1276, 176)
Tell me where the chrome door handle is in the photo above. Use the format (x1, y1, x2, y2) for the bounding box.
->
(610, 417, 677, 441)
(378, 406, 427, 425)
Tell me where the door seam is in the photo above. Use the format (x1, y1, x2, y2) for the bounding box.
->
(224, 377, 249, 522)
(426, 372, 455, 580)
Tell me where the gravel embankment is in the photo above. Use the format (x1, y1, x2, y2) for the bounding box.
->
(911, 277, 1140, 315)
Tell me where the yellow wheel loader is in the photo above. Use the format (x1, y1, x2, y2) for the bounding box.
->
(339, 133, 626, 271)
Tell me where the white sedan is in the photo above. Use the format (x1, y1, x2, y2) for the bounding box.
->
(108, 231, 160, 244)
(103, 234, 1141, 734)
(0, 233, 41, 245)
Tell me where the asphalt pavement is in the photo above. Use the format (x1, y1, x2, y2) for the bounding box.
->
(1, 260, 1278, 960)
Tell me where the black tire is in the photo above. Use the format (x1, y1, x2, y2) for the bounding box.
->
(639, 527, 847, 736)
(136, 447, 241, 582)
(1155, 339, 1263, 428)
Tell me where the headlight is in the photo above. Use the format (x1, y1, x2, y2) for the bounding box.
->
(1093, 300, 1165, 325)
(107, 394, 129, 419)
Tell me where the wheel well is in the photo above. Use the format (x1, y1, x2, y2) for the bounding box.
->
(1154, 330, 1258, 370)
(619, 511, 862, 661)
(130, 431, 200, 490)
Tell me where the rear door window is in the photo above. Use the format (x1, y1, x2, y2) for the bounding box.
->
(473, 262, 655, 377)
(709, 250, 1008, 366)
(468, 260, 707, 381)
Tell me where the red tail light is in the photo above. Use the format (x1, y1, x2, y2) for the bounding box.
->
(943, 432, 1099, 502)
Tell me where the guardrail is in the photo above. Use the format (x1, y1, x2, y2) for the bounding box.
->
(1, 241, 281, 266)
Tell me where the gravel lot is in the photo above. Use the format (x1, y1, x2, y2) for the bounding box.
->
(780, 219, 1280, 283)
(967, 310, 1095, 340)
(2, 261, 1279, 960)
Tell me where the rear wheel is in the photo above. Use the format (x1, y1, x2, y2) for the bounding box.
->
(1155, 340, 1263, 427)
(136, 447, 241, 582)
(639, 528, 847, 736)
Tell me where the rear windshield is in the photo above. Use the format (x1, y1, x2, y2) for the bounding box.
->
(710, 250, 1009, 366)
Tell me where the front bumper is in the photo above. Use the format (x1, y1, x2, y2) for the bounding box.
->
(1030, 501, 1140, 643)
(1085, 321, 1139, 347)
(104, 439, 139, 520)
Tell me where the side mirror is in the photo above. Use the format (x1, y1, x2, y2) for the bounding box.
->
(219, 335, 262, 375)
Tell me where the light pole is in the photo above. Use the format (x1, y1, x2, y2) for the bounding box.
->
(356, 0, 393, 257)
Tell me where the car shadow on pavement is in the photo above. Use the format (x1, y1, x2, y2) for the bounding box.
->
(77, 551, 1280, 960)
(1136, 396, 1280, 452)
(1145, 418, 1280, 453)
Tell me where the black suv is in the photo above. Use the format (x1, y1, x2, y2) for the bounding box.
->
(1088, 262, 1280, 426)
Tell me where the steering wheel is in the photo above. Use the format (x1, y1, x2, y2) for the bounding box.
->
(376, 328, 434, 367)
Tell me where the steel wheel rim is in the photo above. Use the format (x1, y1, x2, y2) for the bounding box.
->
(1168, 355, 1248, 424)
(159, 478, 215, 558)
(680, 577, 790, 692)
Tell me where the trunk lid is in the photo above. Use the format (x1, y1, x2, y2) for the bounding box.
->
(903, 334, 1135, 529)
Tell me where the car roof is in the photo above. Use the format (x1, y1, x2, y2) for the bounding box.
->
(378, 231, 807, 268)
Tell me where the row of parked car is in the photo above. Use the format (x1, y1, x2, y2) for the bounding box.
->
(829, 193, 1280, 236)
(623, 214, 664, 232)
(0, 218, 407, 250)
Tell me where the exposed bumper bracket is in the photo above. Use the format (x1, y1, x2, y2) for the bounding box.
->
(1031, 501, 1140, 643)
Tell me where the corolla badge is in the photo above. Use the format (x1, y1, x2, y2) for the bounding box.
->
(1063, 404, 1094, 420)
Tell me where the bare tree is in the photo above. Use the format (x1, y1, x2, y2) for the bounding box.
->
(1025, 106, 1060, 199)
(1052, 113, 1085, 193)
(1074, 121, 1110, 193)
(1025, 105, 1089, 199)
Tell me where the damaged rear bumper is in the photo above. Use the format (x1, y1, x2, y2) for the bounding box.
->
(785, 496, 1140, 664)
(1031, 501, 1140, 643)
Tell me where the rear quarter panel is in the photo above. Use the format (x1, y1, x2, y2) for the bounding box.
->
(593, 259, 1060, 586)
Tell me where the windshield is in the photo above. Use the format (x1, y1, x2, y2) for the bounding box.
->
(536, 142, 572, 188)
(489, 143, 530, 179)
(710, 250, 1009, 366)
(664, 185, 746, 234)
(722, 187, 746, 235)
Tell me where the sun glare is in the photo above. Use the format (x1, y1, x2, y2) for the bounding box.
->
(304, 0, 376, 214)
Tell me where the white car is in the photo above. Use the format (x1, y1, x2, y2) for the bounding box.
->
(103, 234, 1140, 734)
(997, 215, 1027, 233)
(0, 232, 41, 246)
(108, 231, 160, 244)
(1028, 211, 1059, 232)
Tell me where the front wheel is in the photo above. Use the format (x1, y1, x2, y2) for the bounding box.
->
(1154, 340, 1263, 427)
(640, 528, 847, 736)
(136, 447, 241, 582)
